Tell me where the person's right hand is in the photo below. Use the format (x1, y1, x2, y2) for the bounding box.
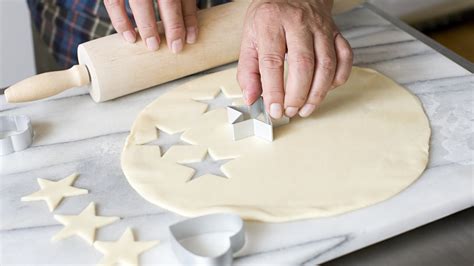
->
(104, 0, 198, 53)
(237, 0, 353, 119)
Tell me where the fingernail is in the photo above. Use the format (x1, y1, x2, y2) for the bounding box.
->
(269, 103, 283, 119)
(171, 39, 183, 53)
(186, 27, 197, 44)
(145, 36, 159, 51)
(299, 104, 316, 117)
(285, 107, 299, 117)
(122, 30, 136, 43)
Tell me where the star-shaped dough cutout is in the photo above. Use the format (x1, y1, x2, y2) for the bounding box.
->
(21, 173, 88, 211)
(94, 227, 159, 266)
(180, 152, 233, 181)
(52, 202, 119, 245)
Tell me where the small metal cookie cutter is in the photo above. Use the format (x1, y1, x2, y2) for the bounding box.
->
(227, 97, 289, 141)
(169, 213, 245, 266)
(0, 115, 34, 156)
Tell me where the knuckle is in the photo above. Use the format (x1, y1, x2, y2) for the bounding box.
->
(313, 22, 334, 36)
(288, 7, 305, 24)
(290, 53, 314, 71)
(287, 94, 307, 106)
(263, 87, 284, 96)
(165, 22, 185, 33)
(263, 92, 284, 103)
(260, 54, 284, 69)
(255, 2, 280, 19)
(311, 15, 324, 28)
(318, 56, 336, 71)
(113, 19, 129, 30)
(139, 22, 156, 31)
(308, 89, 327, 103)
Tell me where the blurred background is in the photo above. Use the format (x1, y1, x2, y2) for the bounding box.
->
(1, 0, 473, 89)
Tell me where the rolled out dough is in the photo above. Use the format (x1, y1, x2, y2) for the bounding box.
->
(121, 67, 430, 222)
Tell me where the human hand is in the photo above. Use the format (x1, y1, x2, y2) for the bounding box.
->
(104, 0, 198, 53)
(237, 0, 353, 118)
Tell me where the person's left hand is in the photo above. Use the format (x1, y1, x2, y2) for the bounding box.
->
(237, 0, 353, 118)
(104, 0, 198, 53)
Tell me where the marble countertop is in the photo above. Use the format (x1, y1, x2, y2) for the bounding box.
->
(1, 5, 472, 265)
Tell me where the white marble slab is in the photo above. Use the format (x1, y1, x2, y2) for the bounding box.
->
(1, 6, 472, 265)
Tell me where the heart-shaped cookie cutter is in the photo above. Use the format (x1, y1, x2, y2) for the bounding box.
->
(0, 115, 34, 156)
(169, 213, 245, 265)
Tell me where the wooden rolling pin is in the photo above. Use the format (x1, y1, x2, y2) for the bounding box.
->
(5, 1, 249, 103)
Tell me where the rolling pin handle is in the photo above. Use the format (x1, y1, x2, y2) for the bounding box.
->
(5, 64, 90, 103)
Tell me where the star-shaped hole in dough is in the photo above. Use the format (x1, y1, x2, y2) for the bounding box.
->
(145, 127, 188, 156)
(21, 173, 88, 212)
(93, 227, 159, 266)
(52, 202, 119, 245)
(179, 152, 233, 182)
(197, 89, 238, 113)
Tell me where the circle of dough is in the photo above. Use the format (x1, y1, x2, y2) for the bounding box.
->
(121, 67, 430, 222)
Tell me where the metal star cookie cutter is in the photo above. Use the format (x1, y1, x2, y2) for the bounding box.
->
(227, 97, 289, 141)
(0, 115, 34, 156)
(169, 213, 245, 266)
